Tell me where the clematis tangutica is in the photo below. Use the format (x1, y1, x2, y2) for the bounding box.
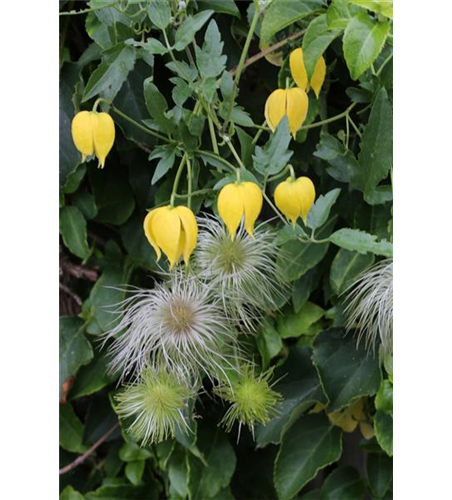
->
(264, 87, 309, 137)
(143, 205, 198, 269)
(289, 48, 326, 98)
(274, 176, 316, 225)
(71, 111, 115, 168)
(217, 182, 263, 240)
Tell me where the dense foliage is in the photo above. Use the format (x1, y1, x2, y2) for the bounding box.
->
(59, 1, 393, 498)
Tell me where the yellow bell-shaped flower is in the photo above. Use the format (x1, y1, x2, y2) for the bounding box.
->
(143, 205, 198, 269)
(274, 176, 315, 226)
(217, 182, 263, 240)
(289, 48, 326, 98)
(71, 111, 115, 168)
(264, 88, 309, 138)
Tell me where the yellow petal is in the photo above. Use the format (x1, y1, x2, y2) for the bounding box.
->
(175, 206, 198, 265)
(264, 89, 287, 132)
(359, 422, 375, 440)
(143, 207, 165, 261)
(289, 48, 309, 91)
(93, 112, 115, 169)
(286, 87, 309, 138)
(151, 207, 182, 269)
(295, 177, 316, 224)
(218, 183, 244, 240)
(274, 178, 302, 226)
(328, 410, 358, 433)
(71, 111, 95, 162)
(240, 182, 263, 238)
(310, 55, 326, 98)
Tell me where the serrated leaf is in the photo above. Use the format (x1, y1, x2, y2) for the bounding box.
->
(150, 146, 176, 184)
(83, 44, 136, 101)
(59, 317, 94, 400)
(307, 188, 341, 230)
(302, 14, 343, 78)
(60, 206, 90, 259)
(147, 0, 171, 29)
(253, 117, 293, 176)
(312, 328, 381, 412)
(343, 14, 390, 80)
(138, 38, 168, 54)
(174, 10, 214, 51)
(329, 228, 393, 257)
(195, 20, 227, 78)
(60, 403, 87, 453)
(274, 413, 342, 500)
(330, 249, 375, 294)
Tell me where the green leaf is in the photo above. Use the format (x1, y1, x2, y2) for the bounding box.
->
(125, 460, 145, 486)
(312, 328, 381, 412)
(329, 249, 375, 295)
(143, 78, 174, 135)
(292, 268, 321, 312)
(174, 10, 214, 51)
(274, 413, 342, 500)
(320, 466, 366, 499)
(343, 14, 390, 80)
(354, 88, 393, 199)
(147, 0, 171, 29)
(62, 164, 87, 195)
(72, 191, 98, 220)
(326, 0, 361, 29)
(60, 403, 87, 453)
(85, 484, 156, 500)
(137, 37, 168, 54)
(256, 321, 283, 368)
(60, 485, 85, 500)
(59, 317, 94, 399)
(60, 79, 81, 188)
(198, 0, 240, 17)
(374, 411, 393, 456)
(302, 14, 343, 78)
(255, 346, 327, 447)
(82, 43, 136, 102)
(119, 441, 153, 462)
(307, 188, 341, 230)
(367, 453, 393, 499)
(253, 117, 293, 176)
(120, 213, 159, 271)
(277, 302, 324, 339)
(350, 0, 393, 19)
(260, 0, 325, 42)
(60, 206, 90, 259)
(171, 77, 193, 107)
(195, 20, 227, 78)
(149, 146, 176, 184)
(375, 380, 393, 415)
(89, 165, 136, 225)
(329, 228, 393, 257)
(168, 448, 189, 498)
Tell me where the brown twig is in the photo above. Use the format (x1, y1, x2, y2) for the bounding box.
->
(59, 422, 120, 475)
(229, 29, 306, 76)
(59, 283, 83, 307)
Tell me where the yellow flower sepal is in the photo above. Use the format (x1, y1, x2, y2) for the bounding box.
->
(274, 176, 315, 225)
(71, 111, 115, 168)
(143, 205, 198, 269)
(264, 87, 309, 138)
(217, 182, 263, 240)
(289, 48, 326, 98)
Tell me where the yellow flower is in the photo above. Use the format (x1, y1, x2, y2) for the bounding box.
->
(264, 88, 309, 138)
(274, 176, 315, 225)
(143, 205, 198, 269)
(217, 182, 263, 240)
(289, 48, 326, 98)
(71, 111, 115, 168)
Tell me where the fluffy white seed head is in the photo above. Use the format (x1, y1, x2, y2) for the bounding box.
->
(344, 259, 393, 359)
(102, 271, 240, 384)
(193, 216, 286, 331)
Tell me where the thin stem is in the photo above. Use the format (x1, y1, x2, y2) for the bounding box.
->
(224, 139, 246, 170)
(345, 114, 350, 150)
(59, 1, 119, 15)
(299, 103, 357, 131)
(263, 191, 288, 226)
(208, 114, 219, 155)
(267, 165, 291, 183)
(348, 116, 362, 138)
(92, 97, 103, 112)
(252, 124, 266, 144)
(170, 154, 188, 207)
(175, 188, 212, 198)
(222, 5, 261, 132)
(376, 52, 393, 77)
(186, 155, 192, 209)
(197, 150, 236, 172)
(163, 29, 191, 82)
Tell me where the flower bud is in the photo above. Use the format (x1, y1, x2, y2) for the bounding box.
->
(289, 48, 326, 98)
(143, 205, 198, 269)
(274, 176, 315, 225)
(217, 182, 263, 240)
(264, 88, 309, 138)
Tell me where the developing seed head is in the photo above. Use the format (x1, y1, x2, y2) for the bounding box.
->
(194, 216, 286, 331)
(103, 270, 240, 384)
(344, 259, 393, 360)
(115, 369, 192, 445)
(214, 365, 282, 434)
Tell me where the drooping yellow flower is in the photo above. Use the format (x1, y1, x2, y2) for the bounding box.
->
(264, 88, 308, 138)
(289, 48, 326, 98)
(274, 176, 315, 225)
(71, 111, 115, 168)
(143, 205, 198, 269)
(217, 182, 263, 240)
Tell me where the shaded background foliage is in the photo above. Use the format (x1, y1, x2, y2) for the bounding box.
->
(59, 0, 393, 498)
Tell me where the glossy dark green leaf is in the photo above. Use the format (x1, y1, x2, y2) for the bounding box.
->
(329, 249, 375, 294)
(274, 413, 342, 500)
(119, 441, 153, 462)
(60, 403, 87, 453)
(329, 228, 393, 257)
(143, 78, 175, 135)
(314, 132, 359, 183)
(174, 10, 214, 51)
(72, 191, 98, 220)
(307, 188, 341, 230)
(60, 206, 90, 259)
(375, 380, 393, 415)
(320, 466, 366, 499)
(292, 268, 321, 312)
(168, 448, 189, 498)
(125, 460, 145, 486)
(367, 453, 393, 499)
(85, 484, 157, 500)
(374, 411, 393, 456)
(312, 328, 381, 411)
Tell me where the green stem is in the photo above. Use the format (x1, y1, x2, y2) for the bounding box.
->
(222, 5, 261, 132)
(92, 98, 103, 112)
(59, 1, 119, 15)
(267, 165, 291, 183)
(170, 154, 188, 207)
(299, 103, 357, 131)
(252, 122, 267, 144)
(262, 191, 288, 226)
(288, 165, 296, 179)
(376, 52, 393, 77)
(174, 188, 212, 198)
(208, 114, 219, 155)
(186, 155, 192, 209)
(197, 150, 236, 172)
(225, 139, 246, 170)
(163, 29, 191, 82)
(348, 115, 362, 138)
